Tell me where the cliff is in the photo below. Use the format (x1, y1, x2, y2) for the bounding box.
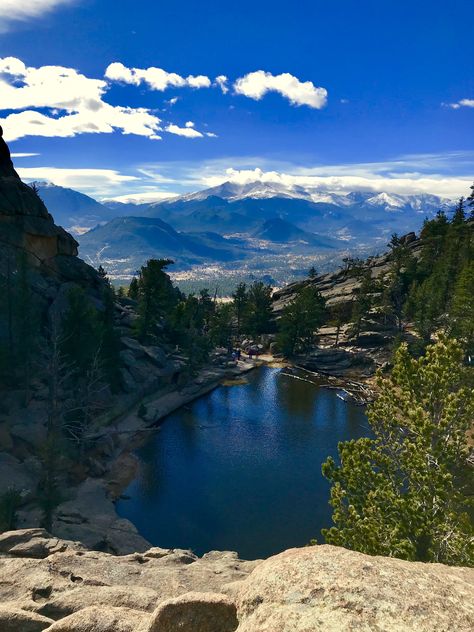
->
(0, 143, 249, 554)
(0, 528, 472, 631)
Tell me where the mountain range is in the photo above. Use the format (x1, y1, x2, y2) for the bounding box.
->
(30, 179, 452, 289)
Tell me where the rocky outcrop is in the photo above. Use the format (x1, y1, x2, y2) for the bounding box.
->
(272, 233, 422, 377)
(0, 530, 472, 631)
(236, 545, 474, 631)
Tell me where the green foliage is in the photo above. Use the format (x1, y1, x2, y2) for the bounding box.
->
(232, 282, 248, 336)
(100, 279, 122, 392)
(322, 338, 474, 565)
(242, 281, 274, 337)
(209, 303, 233, 349)
(277, 286, 326, 356)
(60, 287, 103, 376)
(0, 489, 22, 533)
(134, 259, 179, 342)
(350, 270, 374, 342)
(449, 262, 474, 355)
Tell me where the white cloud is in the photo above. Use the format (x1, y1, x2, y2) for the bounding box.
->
(18, 166, 138, 192)
(11, 152, 40, 157)
(215, 75, 229, 94)
(135, 152, 473, 199)
(234, 70, 328, 109)
(212, 167, 467, 198)
(105, 62, 211, 91)
(0, 57, 163, 141)
(165, 123, 204, 138)
(102, 191, 179, 204)
(0, 0, 78, 31)
(446, 98, 474, 110)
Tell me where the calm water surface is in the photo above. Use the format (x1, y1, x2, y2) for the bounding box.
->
(116, 366, 368, 559)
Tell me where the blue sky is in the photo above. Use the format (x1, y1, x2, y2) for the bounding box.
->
(0, 0, 473, 200)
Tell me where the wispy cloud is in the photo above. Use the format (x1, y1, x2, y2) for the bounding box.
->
(444, 98, 474, 110)
(18, 166, 138, 193)
(17, 152, 472, 199)
(0, 0, 78, 32)
(11, 152, 40, 157)
(234, 70, 328, 109)
(133, 152, 474, 199)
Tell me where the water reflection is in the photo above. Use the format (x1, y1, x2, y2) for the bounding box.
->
(117, 366, 368, 559)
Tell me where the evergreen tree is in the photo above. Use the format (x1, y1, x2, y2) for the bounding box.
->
(242, 281, 274, 337)
(449, 262, 474, 355)
(128, 277, 139, 300)
(467, 182, 474, 218)
(231, 282, 248, 337)
(100, 280, 122, 391)
(60, 287, 103, 376)
(350, 270, 374, 342)
(322, 338, 474, 566)
(134, 259, 178, 342)
(277, 286, 326, 356)
(308, 266, 318, 279)
(209, 303, 233, 349)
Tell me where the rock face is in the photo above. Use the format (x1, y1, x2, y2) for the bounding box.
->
(148, 592, 238, 632)
(236, 545, 474, 631)
(0, 530, 472, 632)
(272, 235, 423, 376)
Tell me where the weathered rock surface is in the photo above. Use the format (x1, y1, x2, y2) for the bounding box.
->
(0, 530, 472, 632)
(0, 605, 53, 632)
(148, 591, 238, 632)
(43, 606, 147, 632)
(236, 545, 474, 632)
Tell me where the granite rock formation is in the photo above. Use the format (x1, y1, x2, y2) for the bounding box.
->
(0, 529, 472, 632)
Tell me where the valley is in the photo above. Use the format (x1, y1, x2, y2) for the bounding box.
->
(32, 179, 452, 293)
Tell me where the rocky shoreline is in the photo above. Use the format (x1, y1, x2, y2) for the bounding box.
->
(13, 356, 261, 555)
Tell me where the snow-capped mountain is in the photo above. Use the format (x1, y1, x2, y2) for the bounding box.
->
(139, 180, 451, 238)
(147, 180, 451, 218)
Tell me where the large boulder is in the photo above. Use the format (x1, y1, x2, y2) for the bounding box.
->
(0, 606, 53, 632)
(42, 606, 148, 632)
(147, 592, 238, 632)
(236, 545, 474, 631)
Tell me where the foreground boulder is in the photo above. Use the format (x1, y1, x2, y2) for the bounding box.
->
(43, 606, 147, 632)
(147, 591, 238, 632)
(0, 530, 472, 631)
(236, 545, 474, 631)
(0, 605, 53, 632)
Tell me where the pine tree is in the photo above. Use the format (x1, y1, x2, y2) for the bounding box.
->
(134, 259, 178, 342)
(100, 280, 122, 391)
(128, 277, 139, 300)
(60, 287, 103, 376)
(322, 338, 474, 566)
(242, 281, 274, 337)
(351, 270, 374, 342)
(231, 282, 248, 337)
(449, 262, 474, 355)
(277, 286, 326, 356)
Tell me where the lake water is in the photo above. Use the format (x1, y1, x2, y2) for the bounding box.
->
(116, 366, 369, 560)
